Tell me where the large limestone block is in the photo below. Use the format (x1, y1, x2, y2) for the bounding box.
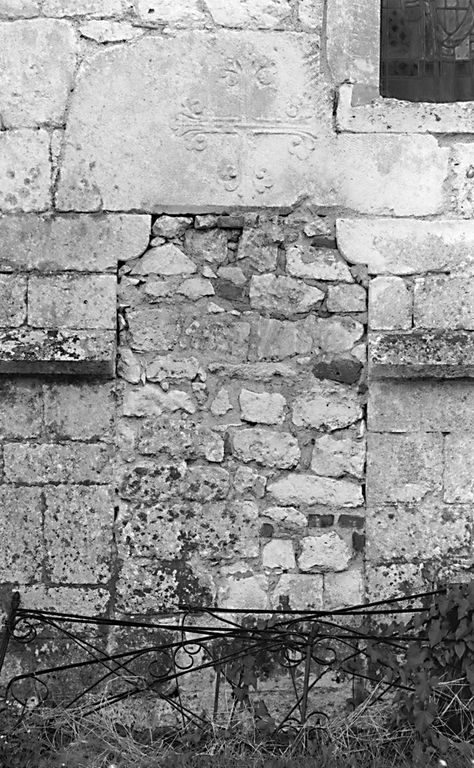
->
(134, 0, 207, 25)
(43, 0, 123, 15)
(0, 0, 40, 16)
(0, 487, 43, 581)
(367, 433, 442, 504)
(205, 0, 292, 28)
(268, 474, 363, 507)
(56, 32, 332, 211)
(337, 219, 474, 275)
(414, 276, 474, 330)
(0, 129, 51, 211)
(292, 381, 362, 431)
(0, 20, 76, 127)
(326, 0, 380, 85)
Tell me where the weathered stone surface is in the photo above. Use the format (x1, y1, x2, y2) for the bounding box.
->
(369, 330, 474, 378)
(178, 277, 215, 299)
(237, 230, 278, 272)
(20, 586, 110, 615)
(182, 316, 250, 360)
(208, 361, 297, 380)
(234, 465, 267, 497)
(268, 474, 363, 507)
(182, 465, 230, 501)
(43, 0, 122, 14)
(451, 141, 474, 217)
(123, 384, 196, 416)
(0, 20, 76, 127)
(298, 532, 351, 573)
(367, 433, 442, 503)
(444, 435, 474, 502)
(0, 379, 42, 438)
(369, 276, 412, 330)
(292, 381, 362, 431)
(311, 316, 364, 353)
(263, 506, 307, 532)
(79, 21, 142, 43)
(327, 284, 366, 313)
(138, 414, 223, 462)
(45, 486, 114, 583)
(120, 461, 187, 506)
(206, 0, 292, 27)
(0, 214, 150, 272)
(4, 442, 113, 484)
(337, 219, 474, 276)
(367, 503, 470, 564)
(217, 266, 247, 286)
(152, 215, 192, 238)
(185, 229, 228, 265)
(271, 574, 323, 610)
(366, 563, 423, 602)
(324, 569, 363, 608)
(369, 380, 474, 433)
(326, 0, 379, 85)
(56, 32, 330, 210)
(134, 0, 206, 25)
(0, 328, 116, 376)
(127, 307, 180, 353)
(298, 0, 324, 29)
(0, 487, 43, 581)
(0, 0, 40, 17)
(262, 539, 296, 570)
(232, 428, 300, 468)
(44, 383, 115, 440)
(0, 129, 51, 212)
(118, 347, 142, 383)
(286, 243, 353, 282)
(146, 355, 202, 383)
(249, 274, 324, 315)
(312, 356, 363, 385)
(253, 318, 312, 360)
(28, 275, 116, 330)
(311, 433, 365, 479)
(239, 389, 285, 424)
(136, 244, 197, 276)
(211, 387, 233, 416)
(0, 275, 26, 326)
(221, 575, 269, 610)
(414, 276, 474, 330)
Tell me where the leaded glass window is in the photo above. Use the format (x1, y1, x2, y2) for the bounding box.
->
(381, 0, 474, 101)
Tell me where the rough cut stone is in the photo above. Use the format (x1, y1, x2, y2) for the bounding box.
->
(366, 563, 424, 602)
(369, 330, 474, 378)
(286, 243, 353, 282)
(298, 532, 351, 573)
(292, 381, 362, 431)
(208, 361, 297, 379)
(28, 275, 116, 330)
(55, 32, 330, 210)
(253, 318, 312, 360)
(45, 486, 114, 583)
(43, 0, 123, 14)
(311, 433, 365, 479)
(272, 574, 323, 610)
(239, 389, 285, 424)
(0, 487, 43, 581)
(0, 328, 116, 376)
(262, 539, 296, 570)
(211, 387, 233, 415)
(127, 307, 180, 353)
(0, 129, 51, 212)
(249, 274, 324, 315)
(367, 503, 470, 564)
(0, 19, 76, 127)
(123, 384, 196, 416)
(263, 506, 307, 532)
(182, 316, 250, 361)
(337, 219, 474, 276)
(324, 569, 363, 608)
(185, 229, 228, 265)
(311, 316, 364, 353)
(237, 230, 278, 272)
(367, 433, 442, 504)
(451, 141, 474, 217)
(79, 21, 142, 43)
(146, 355, 201, 383)
(298, 0, 324, 28)
(178, 277, 215, 299)
(0, 275, 26, 326)
(0, 214, 150, 272)
(117, 347, 142, 383)
(0, 0, 40, 16)
(218, 266, 247, 286)
(369, 276, 412, 330)
(327, 284, 366, 313)
(4, 442, 113, 484)
(134, 0, 207, 25)
(44, 383, 115, 440)
(0, 379, 42, 438)
(221, 575, 269, 610)
(206, 0, 292, 27)
(232, 428, 300, 468)
(444, 434, 474, 502)
(268, 474, 363, 507)
(369, 380, 474, 433)
(414, 276, 474, 330)
(152, 215, 193, 238)
(135, 244, 197, 276)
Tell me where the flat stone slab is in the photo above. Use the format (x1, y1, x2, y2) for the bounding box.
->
(0, 328, 116, 376)
(369, 330, 474, 378)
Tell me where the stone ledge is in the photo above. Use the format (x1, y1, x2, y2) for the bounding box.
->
(0, 328, 116, 377)
(369, 330, 474, 379)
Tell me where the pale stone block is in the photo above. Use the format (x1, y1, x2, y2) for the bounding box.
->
(451, 141, 474, 217)
(0, 379, 42, 438)
(253, 318, 313, 360)
(369, 276, 412, 330)
(0, 129, 51, 212)
(55, 32, 332, 211)
(4, 442, 113, 484)
(0, 328, 115, 376)
(286, 243, 353, 282)
(237, 230, 278, 272)
(298, 532, 351, 573)
(79, 21, 143, 43)
(118, 347, 142, 383)
(44, 382, 115, 440)
(272, 574, 323, 610)
(249, 274, 324, 315)
(366, 563, 424, 602)
(20, 586, 110, 615)
(218, 266, 247, 286)
(369, 330, 474, 378)
(326, 284, 366, 313)
(0, 275, 26, 326)
(146, 355, 201, 383)
(311, 316, 364, 353)
(367, 433, 443, 504)
(0, 0, 40, 16)
(444, 434, 474, 503)
(211, 387, 233, 415)
(123, 384, 196, 416)
(298, 0, 324, 29)
(263, 506, 307, 532)
(221, 574, 269, 610)
(0, 214, 150, 272)
(0, 487, 43, 581)
(337, 218, 474, 276)
(43, 0, 123, 15)
(127, 306, 180, 353)
(369, 380, 474, 433)
(239, 388, 286, 424)
(152, 215, 192, 238)
(311, 433, 365, 479)
(135, 244, 197, 276)
(134, 0, 207, 25)
(414, 276, 474, 330)
(177, 277, 215, 299)
(0, 20, 76, 127)
(292, 381, 362, 431)
(182, 316, 250, 361)
(28, 275, 116, 330)
(45, 486, 114, 583)
(262, 539, 296, 570)
(326, 0, 380, 86)
(268, 475, 363, 507)
(185, 229, 228, 265)
(205, 0, 292, 28)
(232, 427, 300, 468)
(324, 569, 363, 609)
(367, 503, 470, 564)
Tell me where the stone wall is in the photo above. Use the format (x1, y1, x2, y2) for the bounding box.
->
(1, 0, 474, 650)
